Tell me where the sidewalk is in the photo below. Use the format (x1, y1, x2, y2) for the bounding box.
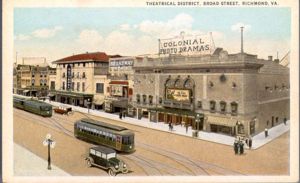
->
(46, 99, 289, 150)
(14, 143, 70, 176)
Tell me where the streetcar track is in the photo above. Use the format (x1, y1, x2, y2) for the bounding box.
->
(14, 108, 243, 176)
(119, 155, 150, 176)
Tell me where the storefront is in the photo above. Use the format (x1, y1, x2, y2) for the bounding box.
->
(51, 90, 93, 108)
(207, 116, 238, 136)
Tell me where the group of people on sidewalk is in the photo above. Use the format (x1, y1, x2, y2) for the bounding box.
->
(119, 111, 126, 120)
(233, 136, 252, 155)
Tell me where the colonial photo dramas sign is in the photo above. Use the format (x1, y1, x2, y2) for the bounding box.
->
(159, 33, 214, 55)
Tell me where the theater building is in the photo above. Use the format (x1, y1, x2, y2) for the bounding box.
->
(104, 57, 141, 116)
(132, 49, 289, 136)
(50, 52, 111, 109)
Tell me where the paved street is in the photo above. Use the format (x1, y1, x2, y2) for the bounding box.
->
(13, 108, 289, 176)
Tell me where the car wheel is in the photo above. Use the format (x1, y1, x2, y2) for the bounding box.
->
(86, 158, 93, 167)
(108, 168, 116, 176)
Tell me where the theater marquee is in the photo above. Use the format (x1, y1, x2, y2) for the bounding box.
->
(166, 89, 190, 102)
(159, 33, 214, 55)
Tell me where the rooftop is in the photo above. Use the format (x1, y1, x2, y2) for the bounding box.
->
(53, 52, 110, 64)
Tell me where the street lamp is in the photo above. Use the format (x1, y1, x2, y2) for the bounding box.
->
(43, 133, 56, 170)
(87, 98, 90, 113)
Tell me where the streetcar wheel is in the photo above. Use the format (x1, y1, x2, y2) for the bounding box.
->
(108, 169, 116, 176)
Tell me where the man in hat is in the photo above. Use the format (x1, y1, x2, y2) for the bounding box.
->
(234, 140, 239, 155)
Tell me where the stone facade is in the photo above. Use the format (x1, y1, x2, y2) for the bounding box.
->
(132, 49, 290, 137)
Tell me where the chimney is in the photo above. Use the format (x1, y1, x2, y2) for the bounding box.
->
(268, 56, 273, 61)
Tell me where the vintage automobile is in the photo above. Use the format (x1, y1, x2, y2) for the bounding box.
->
(85, 146, 128, 176)
(53, 105, 72, 115)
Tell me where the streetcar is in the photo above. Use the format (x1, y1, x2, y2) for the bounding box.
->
(13, 96, 53, 117)
(74, 118, 135, 153)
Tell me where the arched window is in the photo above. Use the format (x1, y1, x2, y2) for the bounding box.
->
(183, 78, 194, 88)
(174, 79, 182, 88)
(165, 79, 174, 87)
(136, 94, 140, 103)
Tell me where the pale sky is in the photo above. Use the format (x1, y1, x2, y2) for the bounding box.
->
(14, 8, 290, 65)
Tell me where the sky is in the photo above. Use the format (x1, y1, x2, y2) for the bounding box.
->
(14, 8, 291, 65)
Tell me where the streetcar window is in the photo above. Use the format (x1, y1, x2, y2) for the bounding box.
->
(129, 136, 134, 144)
(122, 137, 129, 145)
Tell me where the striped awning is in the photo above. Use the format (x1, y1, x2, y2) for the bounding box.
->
(207, 116, 237, 127)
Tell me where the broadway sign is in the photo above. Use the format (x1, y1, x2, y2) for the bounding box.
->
(159, 33, 213, 55)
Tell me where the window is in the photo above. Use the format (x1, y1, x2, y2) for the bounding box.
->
(32, 79, 35, 85)
(72, 72, 74, 78)
(50, 81, 55, 90)
(128, 88, 133, 95)
(62, 82, 65, 90)
(197, 101, 202, 109)
(276, 117, 279, 123)
(72, 82, 75, 91)
(159, 97, 162, 104)
(44, 79, 47, 86)
(210, 100, 216, 111)
(220, 101, 226, 113)
(63, 64, 65, 68)
(231, 102, 238, 115)
(96, 83, 104, 93)
(62, 72, 65, 78)
(83, 72, 86, 78)
(77, 82, 80, 91)
(142, 94, 147, 103)
(77, 72, 80, 78)
(95, 151, 101, 157)
(83, 63, 86, 67)
(82, 82, 85, 92)
(78, 63, 80, 67)
(149, 95, 153, 105)
(136, 94, 140, 103)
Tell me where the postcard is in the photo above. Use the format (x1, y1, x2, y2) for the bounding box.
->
(3, 0, 299, 182)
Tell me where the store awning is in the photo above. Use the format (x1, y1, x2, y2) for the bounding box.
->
(48, 94, 55, 97)
(207, 116, 237, 127)
(93, 99, 104, 105)
(23, 90, 29, 93)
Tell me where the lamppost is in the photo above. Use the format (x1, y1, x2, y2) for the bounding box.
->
(87, 98, 91, 113)
(43, 133, 56, 170)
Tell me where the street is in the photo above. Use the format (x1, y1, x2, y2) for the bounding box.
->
(13, 108, 289, 176)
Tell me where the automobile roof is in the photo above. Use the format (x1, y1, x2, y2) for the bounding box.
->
(80, 118, 128, 131)
(91, 145, 116, 154)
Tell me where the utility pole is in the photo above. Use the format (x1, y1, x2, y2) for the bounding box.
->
(241, 26, 244, 54)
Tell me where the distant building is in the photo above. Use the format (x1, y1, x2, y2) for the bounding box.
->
(13, 64, 53, 97)
(50, 52, 113, 109)
(132, 48, 289, 136)
(104, 56, 141, 115)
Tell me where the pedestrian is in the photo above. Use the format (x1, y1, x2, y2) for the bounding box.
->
(264, 128, 268, 138)
(237, 141, 241, 155)
(119, 112, 122, 120)
(168, 122, 171, 131)
(284, 118, 287, 125)
(186, 125, 188, 134)
(170, 123, 173, 131)
(249, 138, 252, 149)
(245, 138, 249, 146)
(123, 111, 126, 118)
(234, 140, 238, 155)
(240, 141, 244, 154)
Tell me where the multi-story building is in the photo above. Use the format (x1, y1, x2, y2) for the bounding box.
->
(132, 48, 290, 137)
(104, 57, 140, 115)
(50, 52, 111, 109)
(13, 64, 52, 97)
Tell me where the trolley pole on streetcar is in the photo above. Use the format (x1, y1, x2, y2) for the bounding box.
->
(43, 134, 56, 170)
